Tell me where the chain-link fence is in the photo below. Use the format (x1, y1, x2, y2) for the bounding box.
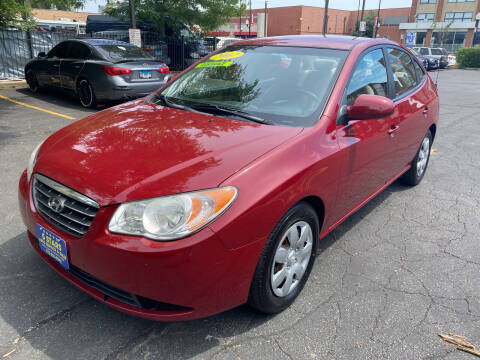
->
(0, 29, 218, 79)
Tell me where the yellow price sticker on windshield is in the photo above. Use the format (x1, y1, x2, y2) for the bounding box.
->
(210, 51, 244, 60)
(196, 61, 233, 68)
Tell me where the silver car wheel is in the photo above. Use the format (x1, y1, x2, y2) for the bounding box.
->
(271, 221, 313, 297)
(78, 80, 93, 107)
(416, 136, 430, 177)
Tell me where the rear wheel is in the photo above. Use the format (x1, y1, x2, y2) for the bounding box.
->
(248, 202, 319, 314)
(77, 79, 97, 108)
(400, 130, 432, 186)
(26, 70, 40, 93)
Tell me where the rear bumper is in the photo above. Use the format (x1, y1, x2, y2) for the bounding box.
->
(93, 76, 167, 102)
(18, 170, 264, 321)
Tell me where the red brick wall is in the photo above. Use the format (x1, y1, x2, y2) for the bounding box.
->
(250, 6, 410, 37)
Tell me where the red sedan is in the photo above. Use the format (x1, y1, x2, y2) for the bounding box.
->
(18, 36, 438, 321)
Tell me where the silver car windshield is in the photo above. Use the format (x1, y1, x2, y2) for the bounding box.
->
(150, 45, 347, 127)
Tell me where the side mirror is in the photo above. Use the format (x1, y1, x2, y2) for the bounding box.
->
(38, 52, 46, 58)
(347, 94, 394, 120)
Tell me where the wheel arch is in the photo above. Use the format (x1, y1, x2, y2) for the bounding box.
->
(429, 123, 436, 142)
(298, 195, 325, 234)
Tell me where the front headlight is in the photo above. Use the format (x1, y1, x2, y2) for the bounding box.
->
(27, 140, 45, 181)
(108, 187, 237, 240)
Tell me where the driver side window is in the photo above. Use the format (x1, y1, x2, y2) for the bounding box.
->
(346, 48, 388, 106)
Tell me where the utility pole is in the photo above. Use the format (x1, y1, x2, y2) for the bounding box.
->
(322, 0, 329, 36)
(249, 0, 252, 37)
(129, 0, 136, 28)
(264, 1, 268, 37)
(374, 0, 382, 38)
(360, 0, 366, 21)
(239, 0, 242, 38)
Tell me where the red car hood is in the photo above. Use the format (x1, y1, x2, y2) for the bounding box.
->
(35, 100, 302, 206)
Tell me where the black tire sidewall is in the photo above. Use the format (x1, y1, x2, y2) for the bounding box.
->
(401, 129, 433, 186)
(249, 202, 319, 313)
(26, 71, 39, 93)
(78, 79, 96, 108)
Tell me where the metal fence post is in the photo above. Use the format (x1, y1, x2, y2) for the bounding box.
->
(26, 30, 34, 59)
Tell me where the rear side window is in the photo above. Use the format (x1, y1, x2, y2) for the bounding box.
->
(346, 48, 388, 106)
(431, 49, 443, 55)
(386, 48, 418, 98)
(48, 42, 70, 58)
(419, 48, 429, 55)
(67, 42, 90, 59)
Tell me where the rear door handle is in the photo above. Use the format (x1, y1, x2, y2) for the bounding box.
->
(388, 124, 400, 137)
(422, 106, 429, 117)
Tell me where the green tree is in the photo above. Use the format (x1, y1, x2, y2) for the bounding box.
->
(351, 10, 381, 38)
(104, 0, 243, 37)
(0, 0, 84, 29)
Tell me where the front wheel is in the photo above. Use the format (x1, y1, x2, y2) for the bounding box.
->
(77, 79, 97, 108)
(26, 70, 40, 93)
(400, 130, 433, 186)
(248, 202, 319, 314)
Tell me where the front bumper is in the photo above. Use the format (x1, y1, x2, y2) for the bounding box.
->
(18, 170, 264, 321)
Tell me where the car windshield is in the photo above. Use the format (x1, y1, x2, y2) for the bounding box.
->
(149, 45, 347, 127)
(95, 44, 153, 61)
(411, 49, 420, 56)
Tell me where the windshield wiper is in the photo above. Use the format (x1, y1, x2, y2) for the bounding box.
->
(156, 95, 213, 115)
(187, 103, 273, 125)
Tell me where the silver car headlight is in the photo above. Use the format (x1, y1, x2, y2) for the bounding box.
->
(27, 140, 45, 181)
(108, 187, 237, 240)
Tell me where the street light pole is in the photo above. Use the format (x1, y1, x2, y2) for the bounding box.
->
(239, 0, 242, 38)
(249, 0, 251, 37)
(129, 0, 136, 28)
(322, 0, 329, 36)
(264, 1, 268, 37)
(374, 0, 382, 38)
(360, 0, 366, 22)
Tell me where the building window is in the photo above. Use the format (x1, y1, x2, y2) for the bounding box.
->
(416, 13, 435, 22)
(447, 0, 474, 2)
(419, 0, 437, 3)
(415, 32, 427, 45)
(445, 12, 473, 22)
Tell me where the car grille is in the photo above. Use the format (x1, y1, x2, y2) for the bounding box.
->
(32, 174, 99, 238)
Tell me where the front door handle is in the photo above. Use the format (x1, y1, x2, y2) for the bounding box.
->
(388, 124, 400, 137)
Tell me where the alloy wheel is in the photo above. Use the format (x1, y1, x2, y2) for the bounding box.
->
(416, 136, 430, 177)
(271, 221, 313, 297)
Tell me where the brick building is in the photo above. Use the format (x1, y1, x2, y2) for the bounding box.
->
(399, 0, 480, 50)
(210, 5, 410, 44)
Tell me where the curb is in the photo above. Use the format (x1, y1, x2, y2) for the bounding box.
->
(0, 80, 27, 90)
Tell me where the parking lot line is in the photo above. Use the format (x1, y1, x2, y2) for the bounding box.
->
(0, 94, 75, 120)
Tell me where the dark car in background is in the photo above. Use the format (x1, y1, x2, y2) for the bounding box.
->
(25, 39, 170, 108)
(413, 47, 448, 69)
(410, 48, 439, 71)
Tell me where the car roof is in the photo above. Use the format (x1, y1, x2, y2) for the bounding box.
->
(228, 35, 397, 51)
(77, 38, 133, 46)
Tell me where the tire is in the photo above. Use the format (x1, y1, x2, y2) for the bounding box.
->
(77, 79, 97, 108)
(400, 130, 433, 186)
(248, 202, 319, 314)
(26, 70, 40, 93)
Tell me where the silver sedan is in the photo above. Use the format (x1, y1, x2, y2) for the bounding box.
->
(25, 39, 170, 108)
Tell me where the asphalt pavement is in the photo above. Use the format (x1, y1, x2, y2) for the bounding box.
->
(1, 69, 479, 360)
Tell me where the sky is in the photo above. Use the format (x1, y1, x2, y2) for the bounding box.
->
(82, 0, 413, 14)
